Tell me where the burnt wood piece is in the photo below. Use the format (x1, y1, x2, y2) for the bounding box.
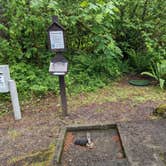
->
(74, 138, 88, 146)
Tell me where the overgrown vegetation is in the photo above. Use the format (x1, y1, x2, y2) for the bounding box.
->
(0, 0, 165, 99)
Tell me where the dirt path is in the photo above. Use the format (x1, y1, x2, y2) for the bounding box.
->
(0, 77, 165, 165)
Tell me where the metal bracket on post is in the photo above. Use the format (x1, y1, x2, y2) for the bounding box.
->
(9, 80, 21, 120)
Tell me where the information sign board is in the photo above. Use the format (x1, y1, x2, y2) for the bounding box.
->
(49, 31, 65, 50)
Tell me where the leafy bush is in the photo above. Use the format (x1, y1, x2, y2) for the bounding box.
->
(0, 0, 61, 64)
(0, 0, 123, 97)
(127, 49, 152, 72)
(112, 0, 166, 73)
(62, 1, 123, 78)
(10, 63, 59, 97)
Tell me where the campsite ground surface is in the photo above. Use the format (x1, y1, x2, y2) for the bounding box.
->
(0, 76, 166, 165)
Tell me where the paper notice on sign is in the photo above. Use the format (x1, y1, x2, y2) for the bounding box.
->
(49, 31, 65, 49)
(0, 75, 5, 88)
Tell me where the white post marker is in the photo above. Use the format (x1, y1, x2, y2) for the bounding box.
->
(0, 65, 22, 120)
(8, 80, 21, 120)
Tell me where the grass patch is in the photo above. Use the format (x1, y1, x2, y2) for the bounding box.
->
(67, 83, 166, 112)
(8, 129, 22, 140)
(1, 81, 165, 119)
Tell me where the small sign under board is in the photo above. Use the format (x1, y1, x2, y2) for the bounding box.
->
(49, 62, 68, 75)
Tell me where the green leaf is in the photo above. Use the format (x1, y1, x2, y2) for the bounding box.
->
(141, 72, 157, 80)
(159, 79, 165, 89)
(80, 1, 89, 8)
(95, 14, 103, 23)
(0, 24, 8, 32)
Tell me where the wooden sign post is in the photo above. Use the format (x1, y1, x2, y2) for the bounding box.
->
(48, 16, 68, 116)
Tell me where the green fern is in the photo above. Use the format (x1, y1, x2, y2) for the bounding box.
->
(141, 60, 166, 89)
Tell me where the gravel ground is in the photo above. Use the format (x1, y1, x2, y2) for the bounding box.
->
(0, 77, 165, 165)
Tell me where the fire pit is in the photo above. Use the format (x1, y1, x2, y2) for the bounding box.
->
(53, 124, 129, 166)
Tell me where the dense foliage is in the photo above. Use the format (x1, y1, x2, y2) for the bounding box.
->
(0, 0, 165, 98)
(113, 0, 166, 72)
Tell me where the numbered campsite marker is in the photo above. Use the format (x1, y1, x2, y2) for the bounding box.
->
(0, 65, 21, 120)
(0, 65, 10, 93)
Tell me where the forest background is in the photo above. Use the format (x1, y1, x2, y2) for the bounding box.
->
(0, 0, 165, 99)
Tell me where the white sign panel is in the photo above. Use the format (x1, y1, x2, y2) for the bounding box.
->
(49, 62, 68, 75)
(0, 65, 21, 120)
(0, 65, 10, 93)
(49, 31, 65, 49)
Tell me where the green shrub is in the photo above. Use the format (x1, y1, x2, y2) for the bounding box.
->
(10, 63, 59, 98)
(0, 0, 123, 97)
(113, 0, 166, 73)
(127, 49, 152, 72)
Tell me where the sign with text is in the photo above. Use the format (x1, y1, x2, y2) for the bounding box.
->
(47, 16, 68, 116)
(0, 65, 10, 93)
(0, 75, 5, 88)
(49, 31, 65, 50)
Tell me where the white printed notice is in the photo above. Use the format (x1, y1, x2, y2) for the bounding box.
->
(49, 31, 65, 49)
(0, 75, 5, 88)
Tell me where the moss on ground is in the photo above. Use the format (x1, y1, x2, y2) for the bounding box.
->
(159, 152, 166, 165)
(8, 129, 22, 140)
(9, 143, 55, 166)
(153, 104, 166, 118)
